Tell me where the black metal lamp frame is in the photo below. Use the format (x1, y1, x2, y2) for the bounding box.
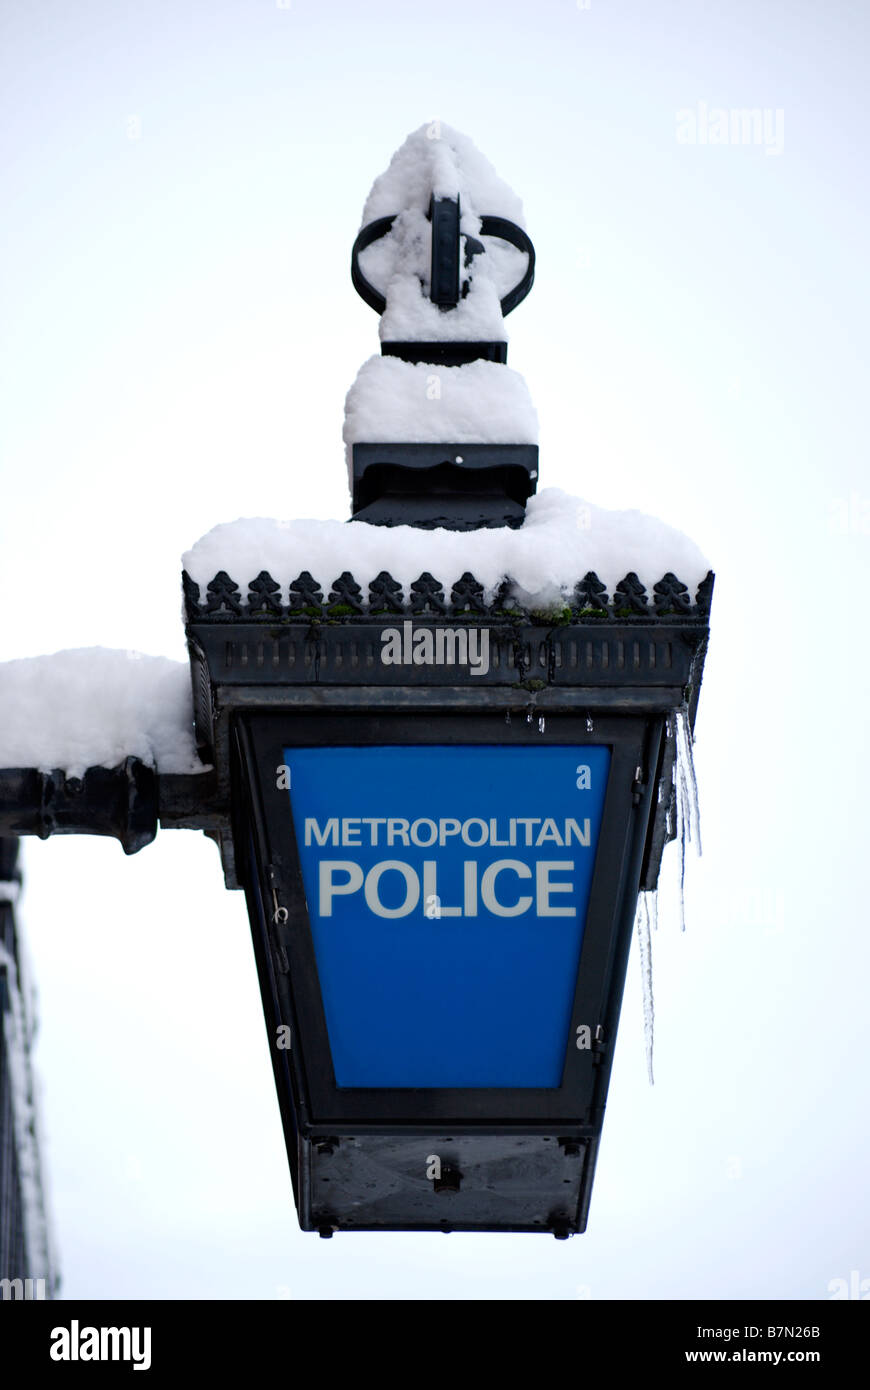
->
(234, 708, 661, 1236)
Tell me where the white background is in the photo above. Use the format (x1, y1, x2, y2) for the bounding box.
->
(2, 0, 868, 1299)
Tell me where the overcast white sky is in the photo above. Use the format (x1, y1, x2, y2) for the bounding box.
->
(1, 0, 868, 1299)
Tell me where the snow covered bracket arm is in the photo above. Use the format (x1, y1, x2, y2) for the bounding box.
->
(0, 759, 159, 855)
(0, 650, 221, 855)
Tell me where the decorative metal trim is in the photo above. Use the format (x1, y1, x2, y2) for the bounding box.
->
(183, 568, 715, 625)
(248, 571, 282, 615)
(409, 572, 446, 615)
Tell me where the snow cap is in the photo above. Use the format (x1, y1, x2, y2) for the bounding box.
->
(183, 489, 711, 613)
(0, 649, 203, 776)
(360, 122, 526, 230)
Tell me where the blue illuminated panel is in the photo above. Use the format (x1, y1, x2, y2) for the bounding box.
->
(284, 745, 610, 1088)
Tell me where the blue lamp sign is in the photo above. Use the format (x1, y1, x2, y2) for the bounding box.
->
(282, 745, 610, 1089)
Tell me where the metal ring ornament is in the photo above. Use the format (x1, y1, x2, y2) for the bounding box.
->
(350, 214, 535, 317)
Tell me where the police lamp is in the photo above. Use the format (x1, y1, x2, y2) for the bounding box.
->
(180, 125, 714, 1237)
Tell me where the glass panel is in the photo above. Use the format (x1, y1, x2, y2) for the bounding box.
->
(284, 745, 610, 1088)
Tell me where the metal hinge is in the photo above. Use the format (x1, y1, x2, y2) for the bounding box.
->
(631, 765, 647, 805)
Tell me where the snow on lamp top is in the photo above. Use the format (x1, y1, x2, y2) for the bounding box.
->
(360, 122, 525, 227)
(178, 123, 711, 584)
(352, 122, 534, 350)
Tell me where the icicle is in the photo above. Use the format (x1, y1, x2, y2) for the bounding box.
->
(675, 706, 702, 854)
(673, 706, 702, 933)
(631, 713, 700, 1078)
(677, 787, 688, 934)
(635, 893, 655, 1084)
